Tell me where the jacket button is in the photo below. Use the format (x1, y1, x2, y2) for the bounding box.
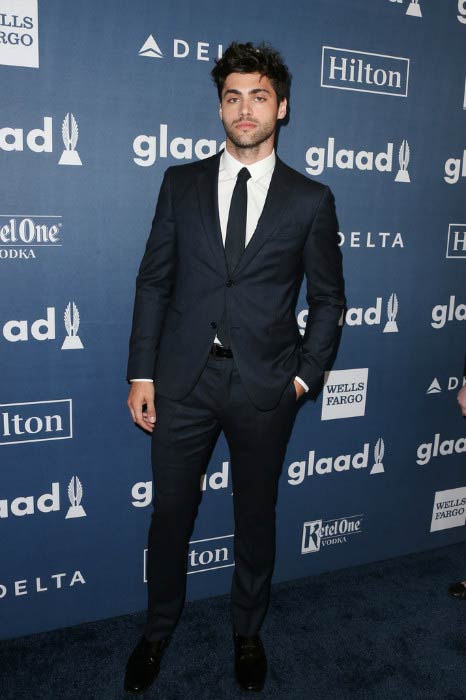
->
(226, 279, 233, 287)
(210, 321, 217, 328)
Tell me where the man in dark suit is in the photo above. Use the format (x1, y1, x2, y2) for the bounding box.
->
(124, 42, 345, 693)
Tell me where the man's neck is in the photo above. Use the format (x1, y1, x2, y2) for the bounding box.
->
(225, 139, 275, 166)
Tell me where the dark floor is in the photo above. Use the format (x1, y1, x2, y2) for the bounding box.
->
(1, 543, 466, 700)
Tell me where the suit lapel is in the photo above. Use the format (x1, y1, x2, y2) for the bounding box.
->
(196, 151, 227, 274)
(196, 152, 294, 277)
(233, 156, 293, 275)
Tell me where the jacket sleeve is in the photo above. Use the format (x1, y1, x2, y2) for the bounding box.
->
(126, 167, 177, 381)
(297, 185, 346, 397)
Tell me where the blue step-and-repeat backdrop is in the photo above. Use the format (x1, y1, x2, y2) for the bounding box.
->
(0, 0, 465, 640)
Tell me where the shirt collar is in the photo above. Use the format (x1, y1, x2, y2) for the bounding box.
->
(220, 148, 276, 182)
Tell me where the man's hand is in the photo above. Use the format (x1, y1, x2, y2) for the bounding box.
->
(294, 379, 306, 400)
(458, 385, 466, 417)
(128, 381, 156, 433)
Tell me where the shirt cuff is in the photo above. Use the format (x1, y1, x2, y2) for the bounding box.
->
(130, 379, 154, 382)
(294, 375, 309, 392)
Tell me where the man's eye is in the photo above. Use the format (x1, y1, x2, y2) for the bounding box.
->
(255, 96, 266, 102)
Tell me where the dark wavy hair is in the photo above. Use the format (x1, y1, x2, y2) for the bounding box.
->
(211, 42, 291, 104)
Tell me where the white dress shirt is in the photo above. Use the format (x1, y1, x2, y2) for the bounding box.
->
(132, 148, 309, 393)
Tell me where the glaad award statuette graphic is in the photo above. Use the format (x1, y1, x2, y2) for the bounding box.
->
(62, 302, 84, 350)
(395, 140, 410, 182)
(66, 476, 87, 519)
(370, 438, 385, 474)
(383, 293, 399, 333)
(59, 113, 82, 166)
(406, 0, 422, 18)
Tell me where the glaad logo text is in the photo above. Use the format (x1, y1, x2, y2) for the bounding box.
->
(416, 434, 466, 465)
(0, 477, 86, 518)
(431, 297, 466, 329)
(305, 138, 411, 181)
(2, 303, 84, 349)
(132, 461, 230, 506)
(445, 151, 466, 184)
(0, 114, 82, 165)
(287, 438, 385, 485)
(133, 123, 224, 167)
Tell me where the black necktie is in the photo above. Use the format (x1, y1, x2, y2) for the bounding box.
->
(217, 167, 251, 347)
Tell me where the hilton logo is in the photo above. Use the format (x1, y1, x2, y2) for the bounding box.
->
(446, 224, 466, 259)
(321, 47, 409, 97)
(143, 534, 234, 581)
(0, 399, 73, 446)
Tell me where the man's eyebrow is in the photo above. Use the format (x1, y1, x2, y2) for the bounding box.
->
(223, 88, 271, 96)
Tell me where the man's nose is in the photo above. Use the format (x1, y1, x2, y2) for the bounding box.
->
(239, 99, 252, 116)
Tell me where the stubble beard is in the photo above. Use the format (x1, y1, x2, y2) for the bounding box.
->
(223, 119, 276, 151)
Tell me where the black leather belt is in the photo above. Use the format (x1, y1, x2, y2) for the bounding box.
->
(209, 343, 233, 358)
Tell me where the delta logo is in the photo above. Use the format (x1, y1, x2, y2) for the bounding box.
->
(138, 35, 223, 62)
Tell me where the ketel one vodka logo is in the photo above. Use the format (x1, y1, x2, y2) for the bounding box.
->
(59, 113, 81, 165)
(65, 476, 86, 519)
(62, 302, 83, 349)
(301, 514, 363, 554)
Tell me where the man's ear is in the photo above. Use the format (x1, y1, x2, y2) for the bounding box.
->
(218, 103, 223, 120)
(277, 98, 287, 120)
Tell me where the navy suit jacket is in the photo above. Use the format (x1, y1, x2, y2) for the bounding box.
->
(127, 150, 346, 410)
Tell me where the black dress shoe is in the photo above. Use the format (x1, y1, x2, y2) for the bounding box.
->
(124, 636, 170, 693)
(449, 581, 466, 599)
(234, 632, 267, 692)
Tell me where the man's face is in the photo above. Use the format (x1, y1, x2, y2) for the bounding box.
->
(219, 72, 287, 151)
